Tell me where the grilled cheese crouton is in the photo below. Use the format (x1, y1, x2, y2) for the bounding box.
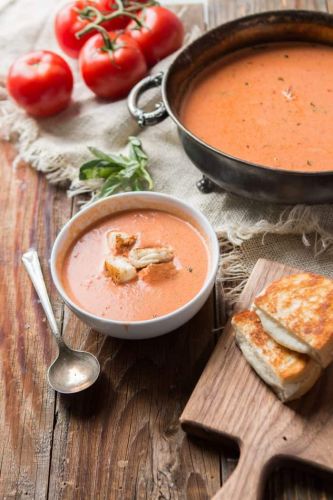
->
(232, 310, 321, 402)
(107, 231, 136, 254)
(128, 246, 174, 269)
(253, 272, 333, 367)
(104, 256, 137, 284)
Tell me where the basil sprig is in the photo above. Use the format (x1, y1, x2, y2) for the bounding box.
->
(79, 136, 153, 200)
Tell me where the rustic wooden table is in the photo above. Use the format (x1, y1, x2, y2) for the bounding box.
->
(1, 1, 333, 498)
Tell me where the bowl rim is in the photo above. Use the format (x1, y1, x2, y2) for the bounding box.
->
(50, 191, 220, 327)
(162, 8, 333, 177)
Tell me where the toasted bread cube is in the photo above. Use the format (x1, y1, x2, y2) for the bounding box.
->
(107, 231, 136, 254)
(129, 246, 174, 269)
(104, 256, 137, 284)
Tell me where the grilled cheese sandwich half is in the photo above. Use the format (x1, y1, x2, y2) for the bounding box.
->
(253, 272, 333, 368)
(232, 310, 321, 402)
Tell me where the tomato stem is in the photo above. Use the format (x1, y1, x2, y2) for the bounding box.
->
(76, 0, 157, 39)
(85, 23, 116, 50)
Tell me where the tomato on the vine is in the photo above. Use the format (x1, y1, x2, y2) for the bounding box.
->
(55, 1, 97, 59)
(55, 0, 130, 59)
(126, 6, 184, 67)
(7, 50, 73, 118)
(79, 31, 147, 99)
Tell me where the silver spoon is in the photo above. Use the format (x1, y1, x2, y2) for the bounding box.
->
(22, 249, 100, 394)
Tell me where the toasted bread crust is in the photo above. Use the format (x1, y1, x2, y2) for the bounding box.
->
(232, 310, 314, 381)
(107, 231, 136, 254)
(254, 273, 333, 360)
(104, 257, 137, 284)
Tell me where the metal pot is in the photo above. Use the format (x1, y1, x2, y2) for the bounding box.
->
(128, 9, 333, 204)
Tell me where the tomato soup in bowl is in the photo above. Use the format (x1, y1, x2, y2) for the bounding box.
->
(51, 192, 219, 339)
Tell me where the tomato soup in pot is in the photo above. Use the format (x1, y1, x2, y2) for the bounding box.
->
(181, 42, 333, 172)
(61, 209, 209, 322)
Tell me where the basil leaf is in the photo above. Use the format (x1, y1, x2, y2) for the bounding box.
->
(140, 166, 153, 189)
(128, 136, 147, 165)
(87, 147, 113, 161)
(88, 147, 129, 167)
(79, 136, 153, 201)
(79, 161, 121, 180)
(79, 160, 103, 180)
(97, 176, 123, 198)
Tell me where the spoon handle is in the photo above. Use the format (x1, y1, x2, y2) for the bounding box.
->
(22, 249, 64, 346)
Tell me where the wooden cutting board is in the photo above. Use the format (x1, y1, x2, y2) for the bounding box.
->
(180, 259, 333, 500)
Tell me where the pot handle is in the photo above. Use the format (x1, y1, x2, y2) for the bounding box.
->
(128, 72, 168, 127)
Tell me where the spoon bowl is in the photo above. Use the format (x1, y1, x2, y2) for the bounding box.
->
(48, 347, 100, 394)
(22, 249, 100, 394)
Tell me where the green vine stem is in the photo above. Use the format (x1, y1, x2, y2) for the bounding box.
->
(85, 23, 116, 49)
(76, 0, 157, 40)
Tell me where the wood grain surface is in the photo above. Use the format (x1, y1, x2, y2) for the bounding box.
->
(0, 144, 72, 498)
(181, 259, 333, 500)
(1, 1, 333, 499)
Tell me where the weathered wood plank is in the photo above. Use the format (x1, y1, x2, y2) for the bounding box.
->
(207, 0, 327, 26)
(0, 143, 72, 498)
(49, 297, 221, 499)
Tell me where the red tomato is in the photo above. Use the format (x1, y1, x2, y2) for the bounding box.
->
(79, 31, 147, 99)
(55, 1, 97, 59)
(7, 51, 73, 118)
(55, 0, 129, 59)
(127, 6, 184, 67)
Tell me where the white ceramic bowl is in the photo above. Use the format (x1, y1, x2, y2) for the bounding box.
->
(50, 192, 219, 340)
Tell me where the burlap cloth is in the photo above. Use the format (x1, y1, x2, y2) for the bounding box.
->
(1, 0, 332, 306)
